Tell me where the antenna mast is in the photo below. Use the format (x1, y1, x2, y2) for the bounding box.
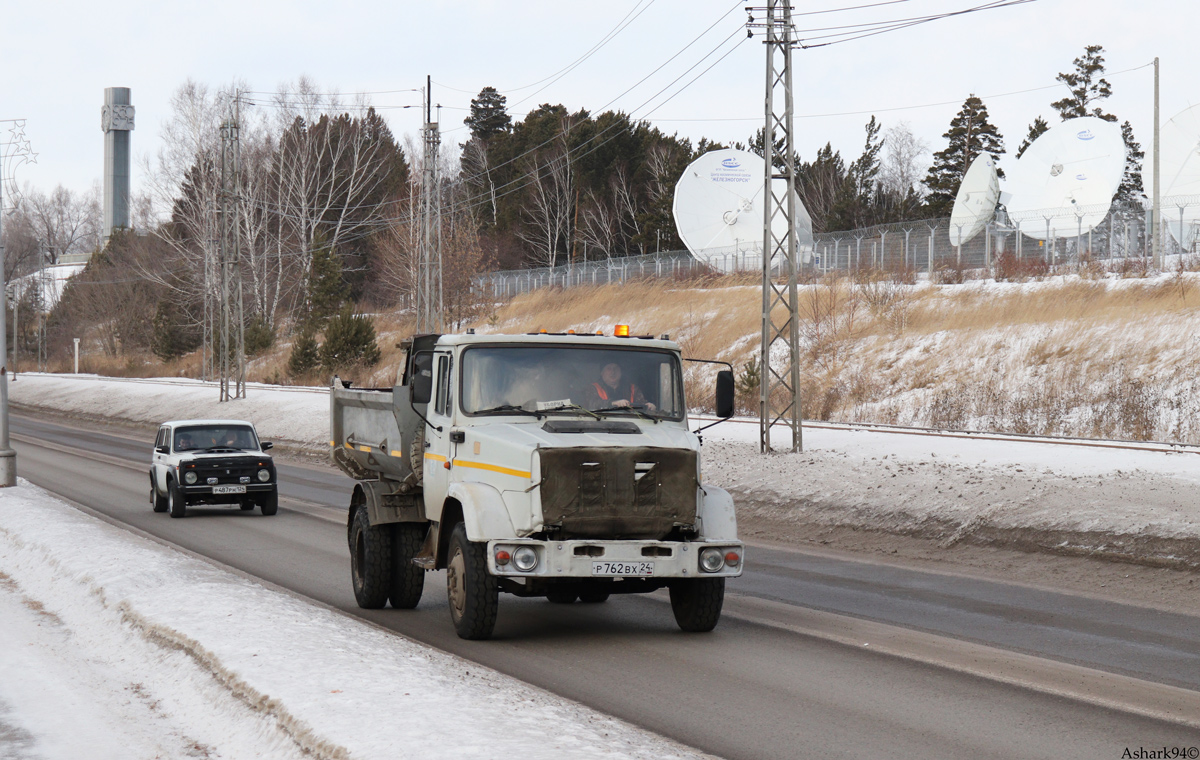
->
(749, 2, 802, 453)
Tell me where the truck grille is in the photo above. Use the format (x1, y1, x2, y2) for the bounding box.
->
(538, 447, 698, 540)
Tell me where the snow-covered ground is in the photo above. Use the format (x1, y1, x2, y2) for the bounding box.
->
(10, 373, 1200, 564)
(0, 480, 707, 760)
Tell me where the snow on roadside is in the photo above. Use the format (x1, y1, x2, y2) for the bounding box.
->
(11, 372, 1200, 560)
(0, 481, 709, 760)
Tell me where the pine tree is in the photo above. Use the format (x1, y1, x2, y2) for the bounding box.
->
(465, 87, 512, 140)
(1051, 45, 1115, 121)
(319, 306, 381, 371)
(287, 330, 320, 377)
(923, 96, 1006, 217)
(304, 242, 349, 330)
(1117, 120, 1144, 203)
(150, 299, 202, 362)
(1016, 116, 1049, 158)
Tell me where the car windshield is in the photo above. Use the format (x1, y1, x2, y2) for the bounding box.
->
(174, 425, 259, 452)
(460, 345, 685, 420)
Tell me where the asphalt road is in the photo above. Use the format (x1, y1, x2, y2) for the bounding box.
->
(10, 412, 1200, 759)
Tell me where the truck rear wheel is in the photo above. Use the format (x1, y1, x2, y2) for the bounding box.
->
(669, 578, 725, 632)
(350, 507, 392, 608)
(446, 523, 498, 640)
(389, 524, 425, 609)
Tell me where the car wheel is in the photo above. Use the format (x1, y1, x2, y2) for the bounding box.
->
(151, 478, 168, 513)
(260, 490, 279, 516)
(389, 523, 426, 609)
(240, 501, 256, 511)
(446, 523, 498, 640)
(349, 507, 391, 608)
(669, 578, 725, 632)
(168, 480, 186, 519)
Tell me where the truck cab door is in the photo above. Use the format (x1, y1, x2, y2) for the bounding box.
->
(423, 352, 454, 520)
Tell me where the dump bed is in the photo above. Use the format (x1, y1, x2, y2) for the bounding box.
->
(330, 382, 423, 482)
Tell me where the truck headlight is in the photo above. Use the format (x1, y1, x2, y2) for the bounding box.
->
(699, 547, 725, 573)
(184, 471, 198, 485)
(512, 546, 538, 572)
(257, 469, 271, 482)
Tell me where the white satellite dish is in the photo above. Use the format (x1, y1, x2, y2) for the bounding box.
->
(949, 153, 999, 247)
(1143, 104, 1200, 249)
(673, 149, 814, 272)
(1004, 116, 1125, 239)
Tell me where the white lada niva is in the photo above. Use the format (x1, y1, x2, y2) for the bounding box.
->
(150, 419, 278, 518)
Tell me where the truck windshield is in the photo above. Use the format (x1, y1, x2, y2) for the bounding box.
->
(174, 425, 259, 452)
(460, 345, 685, 420)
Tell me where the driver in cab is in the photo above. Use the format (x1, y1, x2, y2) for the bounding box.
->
(586, 362, 656, 412)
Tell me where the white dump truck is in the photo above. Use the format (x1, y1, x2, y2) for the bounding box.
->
(330, 327, 742, 640)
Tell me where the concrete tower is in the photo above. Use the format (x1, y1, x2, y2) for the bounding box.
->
(101, 87, 135, 245)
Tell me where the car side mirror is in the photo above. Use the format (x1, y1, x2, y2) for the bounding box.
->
(261, 442, 273, 451)
(715, 370, 735, 418)
(411, 373, 433, 405)
(155, 445, 170, 454)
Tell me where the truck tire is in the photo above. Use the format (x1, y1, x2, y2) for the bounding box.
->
(350, 507, 392, 609)
(669, 578, 725, 633)
(389, 524, 425, 609)
(260, 490, 279, 516)
(151, 477, 168, 513)
(168, 480, 186, 519)
(546, 589, 578, 604)
(446, 523, 498, 640)
(579, 590, 610, 604)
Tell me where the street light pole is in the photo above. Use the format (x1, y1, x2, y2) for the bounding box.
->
(0, 159, 14, 486)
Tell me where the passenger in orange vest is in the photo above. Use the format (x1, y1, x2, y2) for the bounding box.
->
(586, 362, 657, 412)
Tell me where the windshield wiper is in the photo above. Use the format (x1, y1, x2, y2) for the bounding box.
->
(592, 405, 657, 422)
(537, 403, 601, 419)
(474, 404, 540, 417)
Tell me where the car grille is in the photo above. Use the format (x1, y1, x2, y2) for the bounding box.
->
(187, 458, 267, 484)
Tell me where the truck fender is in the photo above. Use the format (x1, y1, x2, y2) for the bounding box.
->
(447, 482, 517, 542)
(353, 480, 425, 527)
(697, 485, 738, 541)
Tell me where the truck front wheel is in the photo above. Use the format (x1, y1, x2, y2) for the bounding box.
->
(669, 578, 725, 632)
(389, 524, 425, 609)
(446, 523, 498, 640)
(350, 507, 392, 608)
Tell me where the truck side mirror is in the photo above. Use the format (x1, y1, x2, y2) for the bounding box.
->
(411, 373, 433, 405)
(715, 370, 735, 418)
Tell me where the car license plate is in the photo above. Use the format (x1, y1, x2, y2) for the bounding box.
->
(212, 485, 247, 494)
(592, 561, 654, 577)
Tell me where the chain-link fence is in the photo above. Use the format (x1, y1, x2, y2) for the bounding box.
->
(475, 198, 1200, 296)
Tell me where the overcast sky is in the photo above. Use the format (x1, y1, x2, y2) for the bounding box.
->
(3, 0, 1196, 199)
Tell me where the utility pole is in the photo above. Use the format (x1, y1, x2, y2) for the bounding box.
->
(217, 94, 246, 401)
(0, 118, 36, 487)
(748, 2, 802, 453)
(417, 76, 443, 334)
(1152, 57, 1161, 270)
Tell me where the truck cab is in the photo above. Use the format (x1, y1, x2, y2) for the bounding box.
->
(331, 329, 740, 639)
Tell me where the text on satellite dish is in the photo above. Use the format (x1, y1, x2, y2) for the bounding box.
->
(1077, 130, 1094, 141)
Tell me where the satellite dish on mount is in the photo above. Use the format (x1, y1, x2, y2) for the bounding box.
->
(1142, 104, 1200, 249)
(949, 153, 999, 247)
(1004, 116, 1125, 239)
(673, 149, 814, 272)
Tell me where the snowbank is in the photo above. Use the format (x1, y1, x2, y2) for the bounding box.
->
(0, 480, 706, 760)
(11, 373, 1200, 566)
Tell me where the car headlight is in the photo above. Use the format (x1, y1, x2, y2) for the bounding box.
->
(184, 471, 198, 485)
(512, 546, 539, 572)
(257, 469, 271, 482)
(699, 547, 725, 573)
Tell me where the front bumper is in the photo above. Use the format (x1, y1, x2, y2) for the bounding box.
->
(485, 539, 744, 579)
(180, 483, 275, 502)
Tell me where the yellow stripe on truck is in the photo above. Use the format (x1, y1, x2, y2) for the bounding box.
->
(453, 459, 531, 478)
(424, 453, 448, 463)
